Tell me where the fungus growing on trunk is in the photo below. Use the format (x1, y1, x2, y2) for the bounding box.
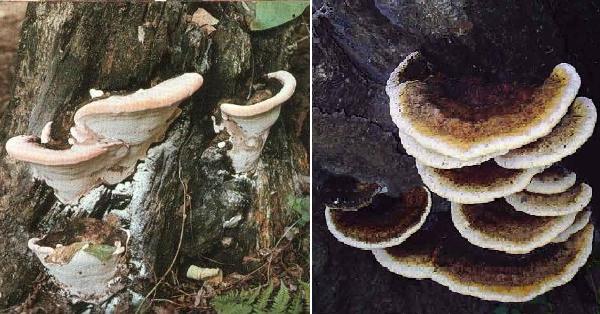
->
(399, 131, 503, 169)
(325, 186, 431, 249)
(552, 209, 591, 243)
(370, 54, 596, 303)
(72, 73, 204, 182)
(505, 182, 592, 216)
(416, 161, 541, 204)
(373, 217, 594, 302)
(5, 73, 203, 203)
(5, 135, 126, 204)
(495, 97, 597, 169)
(219, 70, 296, 173)
(28, 218, 128, 304)
(525, 165, 576, 194)
(451, 199, 577, 254)
(387, 55, 580, 160)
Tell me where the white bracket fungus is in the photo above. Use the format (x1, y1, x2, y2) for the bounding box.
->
(5, 73, 204, 204)
(219, 70, 296, 173)
(28, 219, 129, 303)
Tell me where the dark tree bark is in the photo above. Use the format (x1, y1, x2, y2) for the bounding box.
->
(0, 2, 309, 310)
(313, 0, 600, 313)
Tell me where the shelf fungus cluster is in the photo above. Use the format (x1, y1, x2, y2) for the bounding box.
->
(28, 218, 129, 303)
(359, 52, 597, 301)
(217, 70, 296, 173)
(5, 73, 204, 204)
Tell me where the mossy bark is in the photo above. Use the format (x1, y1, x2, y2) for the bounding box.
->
(0, 2, 308, 309)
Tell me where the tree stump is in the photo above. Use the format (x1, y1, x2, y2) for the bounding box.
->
(0, 2, 309, 310)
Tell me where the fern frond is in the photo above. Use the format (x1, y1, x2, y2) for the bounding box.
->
(255, 283, 274, 311)
(246, 286, 262, 304)
(271, 283, 291, 314)
(300, 281, 309, 313)
(288, 294, 303, 314)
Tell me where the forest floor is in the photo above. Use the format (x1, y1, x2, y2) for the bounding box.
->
(0, 3, 26, 115)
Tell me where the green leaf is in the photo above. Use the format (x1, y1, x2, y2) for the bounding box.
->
(300, 280, 309, 312)
(249, 1, 309, 31)
(83, 244, 116, 262)
(213, 302, 253, 314)
(255, 283, 274, 311)
(246, 286, 262, 304)
(288, 294, 303, 314)
(287, 195, 309, 227)
(271, 283, 291, 313)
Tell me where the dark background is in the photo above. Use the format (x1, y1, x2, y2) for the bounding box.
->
(312, 0, 600, 313)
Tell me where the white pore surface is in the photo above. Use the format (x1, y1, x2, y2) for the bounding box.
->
(28, 238, 124, 304)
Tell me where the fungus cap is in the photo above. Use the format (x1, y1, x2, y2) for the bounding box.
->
(416, 161, 541, 204)
(219, 71, 296, 173)
(399, 131, 502, 169)
(74, 73, 203, 122)
(5, 135, 126, 204)
(71, 73, 203, 183)
(525, 165, 576, 194)
(495, 97, 597, 169)
(28, 218, 128, 304)
(451, 200, 576, 254)
(552, 209, 592, 243)
(505, 183, 592, 216)
(371, 222, 441, 279)
(325, 186, 431, 249)
(387, 60, 580, 160)
(220, 71, 296, 118)
(432, 224, 593, 302)
(373, 216, 594, 302)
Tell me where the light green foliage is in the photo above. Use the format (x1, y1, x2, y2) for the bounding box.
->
(248, 1, 309, 31)
(211, 282, 309, 314)
(286, 195, 309, 227)
(83, 244, 116, 262)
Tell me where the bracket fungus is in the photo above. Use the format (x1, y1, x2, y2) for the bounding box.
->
(373, 217, 594, 302)
(325, 186, 431, 249)
(495, 97, 597, 169)
(525, 165, 576, 194)
(71, 73, 204, 182)
(28, 218, 128, 303)
(387, 55, 581, 160)
(399, 131, 503, 169)
(350, 54, 598, 301)
(416, 161, 541, 204)
(6, 73, 203, 204)
(552, 209, 592, 243)
(219, 70, 296, 173)
(5, 135, 127, 204)
(451, 200, 577, 254)
(505, 183, 592, 216)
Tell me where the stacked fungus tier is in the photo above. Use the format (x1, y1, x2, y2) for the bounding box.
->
(324, 52, 597, 302)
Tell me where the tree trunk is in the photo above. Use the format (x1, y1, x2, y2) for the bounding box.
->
(313, 0, 600, 313)
(0, 2, 309, 310)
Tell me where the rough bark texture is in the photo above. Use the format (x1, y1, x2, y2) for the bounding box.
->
(313, 0, 600, 313)
(0, 2, 308, 310)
